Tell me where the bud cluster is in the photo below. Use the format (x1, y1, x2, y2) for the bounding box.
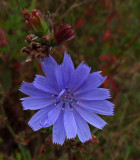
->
(23, 9, 48, 34)
(22, 9, 75, 62)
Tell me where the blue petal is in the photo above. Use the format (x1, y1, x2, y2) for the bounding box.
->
(21, 96, 55, 110)
(62, 52, 75, 71)
(40, 55, 57, 77)
(75, 88, 111, 100)
(68, 62, 91, 91)
(28, 105, 54, 131)
(40, 55, 58, 85)
(73, 110, 91, 143)
(64, 110, 77, 139)
(33, 75, 59, 94)
(40, 106, 60, 127)
(19, 82, 48, 97)
(74, 72, 106, 94)
(78, 100, 114, 115)
(55, 53, 74, 89)
(55, 65, 65, 89)
(74, 105, 107, 129)
(53, 111, 66, 145)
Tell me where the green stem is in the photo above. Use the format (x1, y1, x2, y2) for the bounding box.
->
(30, 0, 37, 10)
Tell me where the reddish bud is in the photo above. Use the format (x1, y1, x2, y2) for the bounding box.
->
(35, 11, 43, 19)
(25, 20, 33, 30)
(32, 9, 38, 16)
(54, 24, 75, 44)
(22, 8, 30, 20)
(22, 8, 46, 33)
(30, 15, 40, 26)
(43, 34, 51, 42)
(26, 35, 34, 43)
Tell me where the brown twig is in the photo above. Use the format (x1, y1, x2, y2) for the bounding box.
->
(54, 0, 66, 16)
(60, 0, 93, 20)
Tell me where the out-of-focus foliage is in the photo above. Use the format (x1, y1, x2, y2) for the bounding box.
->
(0, 0, 140, 159)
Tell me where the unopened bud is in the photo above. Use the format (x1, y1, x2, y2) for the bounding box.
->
(22, 8, 48, 34)
(43, 34, 51, 42)
(26, 35, 33, 43)
(25, 20, 33, 30)
(54, 24, 75, 44)
(22, 8, 30, 20)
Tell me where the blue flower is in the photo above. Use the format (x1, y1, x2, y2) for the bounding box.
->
(19, 52, 114, 145)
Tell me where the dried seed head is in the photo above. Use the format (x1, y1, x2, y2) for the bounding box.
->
(21, 42, 51, 62)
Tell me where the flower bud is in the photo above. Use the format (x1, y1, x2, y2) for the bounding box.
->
(43, 34, 51, 42)
(23, 8, 48, 34)
(22, 8, 30, 20)
(26, 35, 35, 43)
(25, 20, 33, 30)
(54, 24, 75, 44)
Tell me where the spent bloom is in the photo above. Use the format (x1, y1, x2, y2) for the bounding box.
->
(19, 52, 114, 145)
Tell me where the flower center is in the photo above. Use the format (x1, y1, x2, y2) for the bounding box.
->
(53, 88, 78, 111)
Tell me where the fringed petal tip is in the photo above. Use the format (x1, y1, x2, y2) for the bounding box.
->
(19, 81, 27, 90)
(111, 111, 114, 115)
(53, 137, 93, 145)
(21, 101, 29, 110)
(80, 137, 92, 143)
(103, 76, 107, 81)
(28, 123, 37, 131)
(53, 141, 64, 146)
(94, 71, 107, 79)
(32, 75, 38, 84)
(100, 122, 107, 130)
(64, 50, 68, 55)
(20, 97, 27, 101)
(28, 121, 42, 131)
(95, 71, 102, 74)
(66, 135, 77, 140)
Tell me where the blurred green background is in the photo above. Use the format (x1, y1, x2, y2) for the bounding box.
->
(0, 0, 140, 159)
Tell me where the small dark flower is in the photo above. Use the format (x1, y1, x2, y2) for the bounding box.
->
(54, 24, 75, 44)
